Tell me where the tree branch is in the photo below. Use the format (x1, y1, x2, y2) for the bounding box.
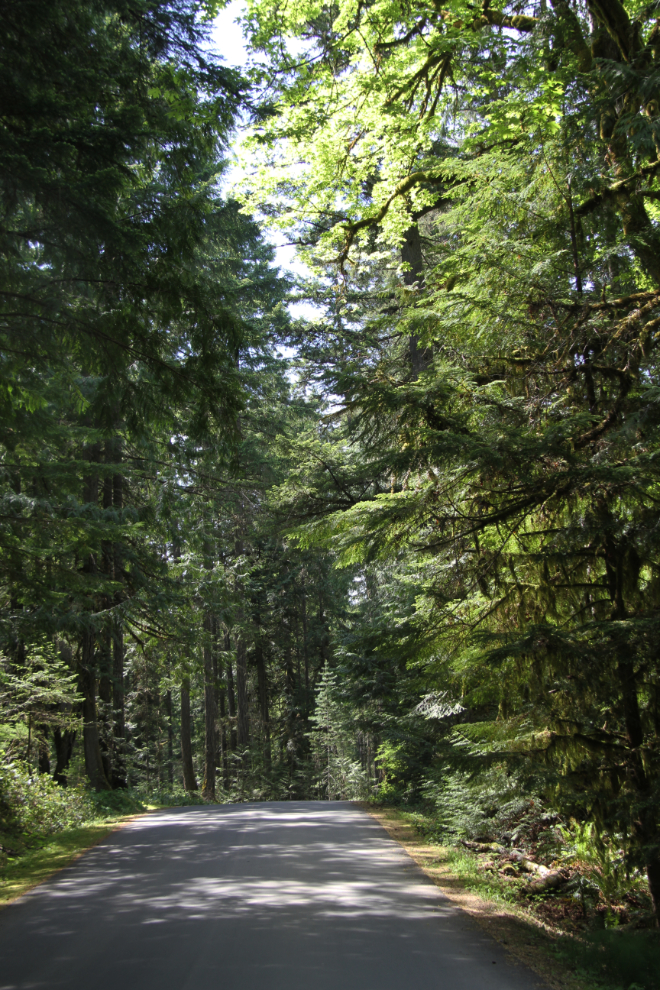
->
(336, 172, 445, 270)
(575, 160, 660, 216)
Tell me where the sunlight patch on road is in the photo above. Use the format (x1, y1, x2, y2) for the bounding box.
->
(129, 875, 443, 922)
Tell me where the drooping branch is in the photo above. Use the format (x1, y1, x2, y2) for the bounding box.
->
(555, 288, 660, 312)
(430, 3, 537, 33)
(383, 5, 537, 113)
(457, 8, 538, 32)
(385, 51, 452, 110)
(374, 18, 430, 51)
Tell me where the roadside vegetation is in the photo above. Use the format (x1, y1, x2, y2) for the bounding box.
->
(0, 759, 207, 906)
(369, 804, 660, 990)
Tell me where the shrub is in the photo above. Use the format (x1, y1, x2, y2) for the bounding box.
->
(0, 760, 92, 838)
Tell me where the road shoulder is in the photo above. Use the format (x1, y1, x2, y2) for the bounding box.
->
(0, 814, 143, 909)
(358, 803, 592, 990)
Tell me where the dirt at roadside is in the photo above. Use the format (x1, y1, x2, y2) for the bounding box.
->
(358, 803, 591, 990)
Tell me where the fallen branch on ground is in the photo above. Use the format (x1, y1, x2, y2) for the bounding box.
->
(459, 840, 566, 892)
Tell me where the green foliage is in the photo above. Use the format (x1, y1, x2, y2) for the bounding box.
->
(0, 0, 325, 814)
(0, 647, 81, 755)
(238, 0, 660, 922)
(86, 789, 149, 818)
(5, 0, 660, 950)
(557, 823, 653, 923)
(309, 661, 372, 799)
(422, 767, 553, 846)
(0, 761, 92, 840)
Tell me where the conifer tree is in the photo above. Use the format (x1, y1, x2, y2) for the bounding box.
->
(309, 660, 369, 800)
(0, 0, 281, 791)
(240, 0, 660, 918)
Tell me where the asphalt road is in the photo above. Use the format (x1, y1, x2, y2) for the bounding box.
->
(0, 802, 546, 990)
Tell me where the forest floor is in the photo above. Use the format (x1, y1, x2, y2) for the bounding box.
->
(360, 804, 659, 990)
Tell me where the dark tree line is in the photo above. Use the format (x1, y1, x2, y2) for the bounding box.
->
(0, 1, 363, 802)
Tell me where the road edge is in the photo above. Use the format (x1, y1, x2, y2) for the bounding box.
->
(356, 802, 592, 990)
(0, 812, 149, 911)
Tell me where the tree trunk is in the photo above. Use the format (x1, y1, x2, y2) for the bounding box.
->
(8, 469, 25, 670)
(79, 628, 111, 791)
(218, 682, 229, 789)
(225, 631, 237, 752)
(599, 118, 660, 283)
(236, 634, 249, 748)
(301, 584, 309, 717)
(647, 846, 660, 927)
(111, 624, 126, 787)
(165, 689, 174, 787)
(284, 628, 296, 766)
(97, 628, 113, 786)
(37, 726, 50, 774)
(180, 676, 197, 791)
(111, 449, 126, 787)
(52, 728, 76, 786)
(401, 222, 432, 378)
(233, 524, 249, 752)
(98, 440, 115, 784)
(608, 537, 659, 924)
(255, 639, 271, 768)
(202, 614, 216, 800)
(79, 438, 109, 791)
(285, 629, 295, 696)
(212, 621, 227, 789)
(318, 592, 329, 667)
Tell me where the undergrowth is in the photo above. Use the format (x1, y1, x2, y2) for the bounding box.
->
(381, 802, 660, 990)
(552, 931, 660, 990)
(0, 760, 209, 878)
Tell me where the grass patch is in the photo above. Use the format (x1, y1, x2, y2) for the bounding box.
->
(444, 845, 527, 904)
(0, 815, 137, 907)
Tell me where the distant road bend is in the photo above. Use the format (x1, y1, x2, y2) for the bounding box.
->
(0, 802, 546, 990)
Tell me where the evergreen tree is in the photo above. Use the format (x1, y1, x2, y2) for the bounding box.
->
(309, 660, 370, 800)
(240, 0, 660, 919)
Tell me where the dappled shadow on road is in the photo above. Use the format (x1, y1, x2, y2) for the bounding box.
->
(32, 803, 443, 925)
(0, 803, 546, 990)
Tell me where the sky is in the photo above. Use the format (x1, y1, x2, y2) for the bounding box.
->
(207, 2, 308, 291)
(205, 3, 322, 366)
(208, 0, 248, 69)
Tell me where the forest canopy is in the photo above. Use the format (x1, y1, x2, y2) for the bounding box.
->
(1, 0, 660, 935)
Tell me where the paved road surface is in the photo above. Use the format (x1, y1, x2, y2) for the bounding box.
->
(0, 802, 545, 990)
